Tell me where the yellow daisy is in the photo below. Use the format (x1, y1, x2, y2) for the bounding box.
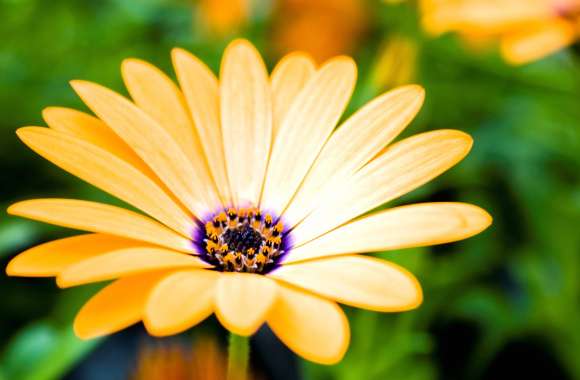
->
(131, 337, 237, 380)
(6, 39, 491, 365)
(421, 0, 580, 64)
(198, 0, 250, 36)
(271, 0, 369, 62)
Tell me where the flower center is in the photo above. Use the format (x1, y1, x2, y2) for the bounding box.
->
(196, 207, 289, 273)
(222, 224, 263, 253)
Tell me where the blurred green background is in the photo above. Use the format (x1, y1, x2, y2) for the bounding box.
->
(1, 0, 580, 379)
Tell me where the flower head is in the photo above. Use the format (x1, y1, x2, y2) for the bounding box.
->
(198, 0, 250, 36)
(421, 0, 580, 64)
(131, 337, 247, 380)
(271, 0, 369, 62)
(7, 39, 491, 364)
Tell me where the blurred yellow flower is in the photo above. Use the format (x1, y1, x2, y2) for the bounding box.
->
(420, 0, 580, 64)
(196, 0, 368, 62)
(271, 0, 369, 62)
(132, 337, 248, 380)
(6, 39, 491, 364)
(198, 0, 250, 36)
(132, 344, 194, 380)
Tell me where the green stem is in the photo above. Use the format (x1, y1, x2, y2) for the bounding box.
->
(227, 333, 250, 380)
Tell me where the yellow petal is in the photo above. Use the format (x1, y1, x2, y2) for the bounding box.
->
(16, 127, 192, 237)
(220, 39, 272, 206)
(121, 58, 198, 163)
(43, 109, 180, 218)
(271, 52, 316, 137)
(71, 80, 219, 216)
(292, 130, 473, 245)
(272, 256, 422, 312)
(144, 269, 218, 336)
(42, 107, 156, 178)
(57, 247, 209, 288)
(215, 273, 278, 336)
(74, 271, 166, 339)
(121, 58, 220, 203)
(172, 48, 231, 203)
(421, 0, 551, 35)
(501, 19, 576, 65)
(8, 199, 194, 253)
(284, 85, 425, 225)
(6, 234, 145, 277)
(261, 57, 357, 213)
(267, 283, 349, 365)
(286, 202, 492, 263)
(370, 36, 418, 89)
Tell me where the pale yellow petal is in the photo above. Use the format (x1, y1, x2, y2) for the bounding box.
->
(284, 85, 425, 225)
(220, 39, 272, 206)
(121, 59, 198, 164)
(271, 52, 316, 137)
(16, 127, 192, 237)
(57, 247, 210, 288)
(71, 80, 219, 216)
(8, 199, 194, 253)
(292, 130, 473, 246)
(6, 234, 145, 277)
(267, 283, 349, 365)
(42, 107, 156, 178)
(144, 269, 218, 336)
(261, 57, 356, 213)
(271, 256, 422, 312)
(421, 0, 551, 35)
(43, 108, 180, 215)
(121, 59, 220, 203)
(215, 273, 278, 336)
(286, 202, 492, 263)
(74, 271, 166, 339)
(172, 48, 231, 203)
(501, 19, 576, 65)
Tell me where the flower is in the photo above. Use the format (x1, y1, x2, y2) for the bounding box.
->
(197, 0, 250, 36)
(132, 343, 193, 380)
(6, 39, 491, 364)
(131, 336, 249, 380)
(271, 0, 369, 62)
(420, 0, 580, 64)
(196, 0, 368, 62)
